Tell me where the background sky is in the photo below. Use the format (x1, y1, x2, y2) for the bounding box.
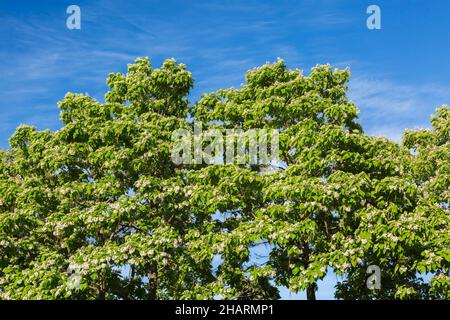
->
(1, 0, 450, 299)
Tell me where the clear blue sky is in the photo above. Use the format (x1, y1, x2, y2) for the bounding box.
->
(1, 0, 450, 299)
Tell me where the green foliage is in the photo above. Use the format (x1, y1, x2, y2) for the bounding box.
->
(0, 57, 448, 300)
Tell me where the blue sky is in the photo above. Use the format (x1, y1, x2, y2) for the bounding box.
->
(1, 0, 449, 299)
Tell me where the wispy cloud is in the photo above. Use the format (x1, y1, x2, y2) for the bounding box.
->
(349, 76, 450, 140)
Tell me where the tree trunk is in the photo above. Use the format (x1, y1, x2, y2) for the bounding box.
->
(307, 284, 316, 300)
(147, 262, 158, 300)
(97, 288, 106, 300)
(303, 244, 316, 300)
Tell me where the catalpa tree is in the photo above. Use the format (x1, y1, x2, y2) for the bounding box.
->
(331, 105, 449, 299)
(0, 58, 215, 299)
(191, 60, 426, 300)
(0, 57, 448, 300)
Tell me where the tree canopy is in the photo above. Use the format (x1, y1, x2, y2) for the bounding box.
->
(0, 57, 448, 299)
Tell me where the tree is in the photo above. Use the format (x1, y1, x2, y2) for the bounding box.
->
(192, 59, 412, 300)
(402, 106, 450, 298)
(0, 58, 216, 299)
(192, 60, 450, 300)
(0, 57, 448, 300)
(328, 106, 449, 299)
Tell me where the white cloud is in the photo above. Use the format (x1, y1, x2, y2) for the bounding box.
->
(348, 75, 450, 141)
